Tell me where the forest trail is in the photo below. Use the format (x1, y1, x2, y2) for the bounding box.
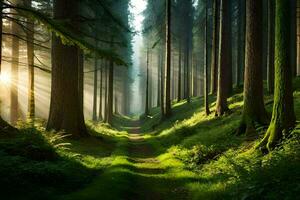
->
(123, 120, 189, 200)
(60, 120, 189, 200)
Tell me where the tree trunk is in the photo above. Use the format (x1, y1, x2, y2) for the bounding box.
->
(25, 0, 35, 119)
(47, 0, 87, 137)
(186, 37, 190, 103)
(104, 60, 108, 122)
(98, 60, 103, 121)
(92, 52, 98, 121)
(290, 0, 297, 77)
(107, 51, 114, 124)
(259, 0, 296, 151)
(215, 0, 230, 116)
(236, 0, 246, 88)
(10, 13, 20, 124)
(160, 48, 165, 116)
(238, 0, 268, 136)
(210, 0, 219, 94)
(164, 0, 172, 118)
(227, 0, 233, 95)
(267, 0, 275, 94)
(157, 53, 161, 107)
(145, 48, 149, 116)
(204, 0, 210, 116)
(177, 43, 182, 102)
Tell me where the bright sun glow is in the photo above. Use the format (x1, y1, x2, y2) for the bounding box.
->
(0, 72, 11, 85)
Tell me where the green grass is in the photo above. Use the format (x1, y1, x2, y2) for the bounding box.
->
(0, 79, 299, 199)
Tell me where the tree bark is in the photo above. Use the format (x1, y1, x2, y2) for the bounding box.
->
(160, 47, 165, 116)
(107, 47, 114, 124)
(238, 0, 268, 136)
(227, 0, 233, 95)
(267, 0, 275, 94)
(177, 43, 182, 102)
(204, 0, 210, 116)
(145, 48, 149, 116)
(92, 51, 98, 121)
(10, 10, 20, 124)
(98, 60, 103, 121)
(236, 0, 246, 88)
(157, 53, 161, 106)
(164, 0, 172, 118)
(215, 0, 230, 116)
(259, 0, 296, 151)
(104, 60, 108, 122)
(25, 0, 35, 119)
(210, 0, 219, 94)
(47, 0, 87, 137)
(290, 0, 297, 77)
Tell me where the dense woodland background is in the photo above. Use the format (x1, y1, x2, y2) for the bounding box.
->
(0, 0, 299, 199)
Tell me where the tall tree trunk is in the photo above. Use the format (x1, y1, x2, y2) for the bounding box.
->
(157, 53, 161, 106)
(47, 0, 87, 137)
(92, 52, 98, 121)
(204, 0, 210, 115)
(107, 50, 114, 124)
(186, 38, 190, 103)
(177, 43, 182, 102)
(236, 0, 246, 88)
(98, 60, 103, 121)
(164, 0, 172, 118)
(238, 0, 268, 136)
(210, 0, 219, 94)
(104, 61, 108, 122)
(290, 0, 297, 77)
(215, 0, 230, 116)
(149, 51, 152, 108)
(10, 12, 20, 124)
(145, 48, 149, 116)
(259, 0, 296, 151)
(227, 0, 233, 95)
(160, 48, 165, 116)
(25, 0, 35, 119)
(267, 0, 275, 94)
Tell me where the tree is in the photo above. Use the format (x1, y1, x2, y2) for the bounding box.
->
(236, 0, 246, 88)
(145, 48, 149, 116)
(267, 0, 275, 94)
(98, 60, 103, 121)
(92, 44, 98, 121)
(204, 0, 210, 115)
(47, 0, 87, 137)
(177, 43, 182, 102)
(25, 0, 35, 119)
(215, 0, 230, 116)
(237, 0, 268, 135)
(10, 0, 20, 124)
(210, 0, 219, 94)
(258, 0, 296, 151)
(164, 0, 172, 118)
(290, 0, 297, 77)
(107, 40, 114, 124)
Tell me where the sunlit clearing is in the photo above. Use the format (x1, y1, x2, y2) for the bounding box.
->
(0, 72, 11, 85)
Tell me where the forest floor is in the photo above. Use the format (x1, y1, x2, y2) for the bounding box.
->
(0, 79, 300, 200)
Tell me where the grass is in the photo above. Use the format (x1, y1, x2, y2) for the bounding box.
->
(0, 79, 299, 199)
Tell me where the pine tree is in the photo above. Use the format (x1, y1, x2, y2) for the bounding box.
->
(258, 0, 296, 151)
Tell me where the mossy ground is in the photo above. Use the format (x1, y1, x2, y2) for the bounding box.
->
(1, 79, 300, 200)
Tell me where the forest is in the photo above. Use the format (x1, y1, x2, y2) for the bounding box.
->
(0, 0, 299, 199)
